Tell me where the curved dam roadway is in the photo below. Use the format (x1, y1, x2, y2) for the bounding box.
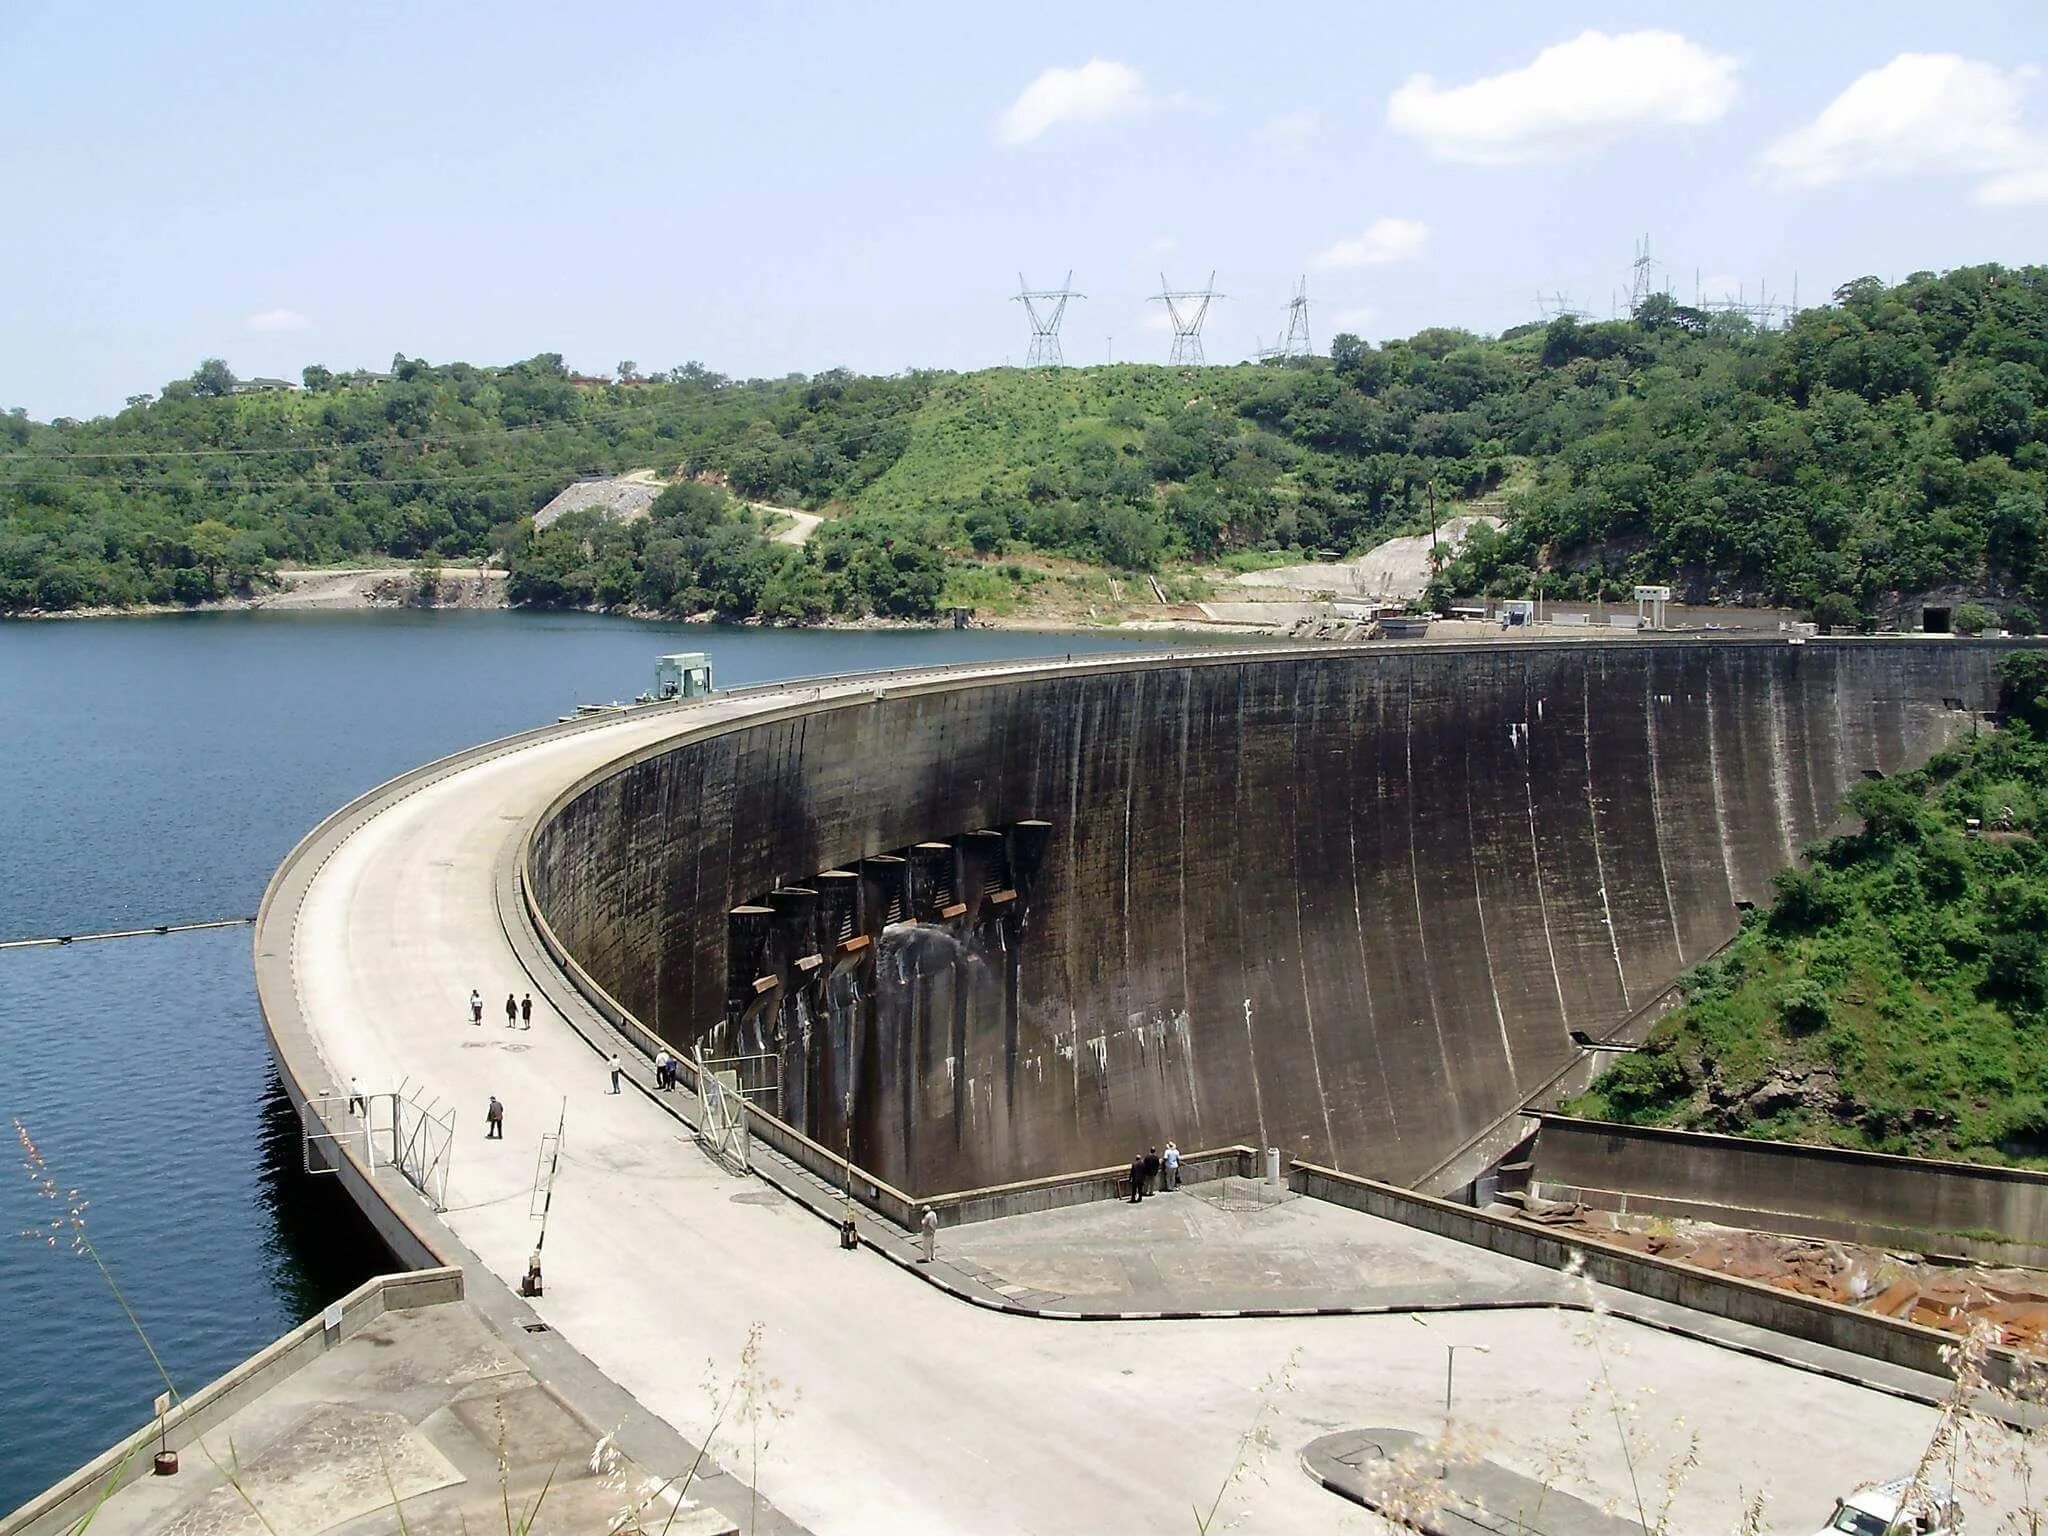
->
(261, 638, 2016, 1533)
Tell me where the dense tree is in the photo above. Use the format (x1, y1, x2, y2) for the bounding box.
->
(1572, 661, 2048, 1166)
(4, 265, 2044, 618)
(190, 358, 236, 397)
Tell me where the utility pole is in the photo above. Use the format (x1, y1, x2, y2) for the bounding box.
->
(1152, 271, 1224, 366)
(1427, 482, 1441, 577)
(1281, 276, 1312, 359)
(1628, 233, 1656, 316)
(1013, 271, 1084, 368)
(1256, 277, 1314, 363)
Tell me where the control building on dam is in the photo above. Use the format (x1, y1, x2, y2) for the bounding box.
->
(526, 640, 2004, 1196)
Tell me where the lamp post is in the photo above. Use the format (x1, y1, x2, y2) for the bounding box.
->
(1413, 1315, 1489, 1479)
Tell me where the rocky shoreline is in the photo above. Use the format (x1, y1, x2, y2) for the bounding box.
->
(8, 566, 509, 621)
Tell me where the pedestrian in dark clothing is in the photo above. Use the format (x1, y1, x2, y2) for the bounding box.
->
(1129, 1153, 1145, 1203)
(347, 1076, 367, 1118)
(504, 993, 518, 1028)
(486, 1096, 504, 1139)
(1142, 1146, 1161, 1197)
(520, 993, 533, 1029)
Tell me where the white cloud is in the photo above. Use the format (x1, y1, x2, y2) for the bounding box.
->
(1761, 54, 2047, 205)
(1308, 217, 1430, 272)
(1387, 30, 1739, 165)
(1979, 166, 2048, 207)
(1146, 235, 1178, 256)
(246, 307, 312, 333)
(999, 59, 1150, 146)
(1141, 308, 1176, 334)
(1328, 306, 1375, 333)
(1256, 108, 1323, 151)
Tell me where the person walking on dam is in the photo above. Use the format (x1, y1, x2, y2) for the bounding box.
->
(469, 988, 483, 1026)
(1163, 1141, 1180, 1191)
(486, 1095, 504, 1139)
(607, 1053, 623, 1094)
(1142, 1146, 1161, 1197)
(504, 992, 518, 1028)
(520, 992, 532, 1029)
(1129, 1152, 1146, 1203)
(919, 1205, 939, 1264)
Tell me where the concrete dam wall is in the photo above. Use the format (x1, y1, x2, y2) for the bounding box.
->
(527, 641, 2003, 1193)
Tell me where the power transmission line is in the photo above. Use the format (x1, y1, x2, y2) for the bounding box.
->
(1151, 272, 1223, 366)
(1257, 277, 1313, 361)
(1013, 272, 1083, 368)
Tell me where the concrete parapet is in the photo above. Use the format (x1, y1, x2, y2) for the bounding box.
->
(921, 1145, 1257, 1226)
(1529, 1114, 2048, 1267)
(1290, 1162, 2018, 1388)
(1, 1268, 464, 1536)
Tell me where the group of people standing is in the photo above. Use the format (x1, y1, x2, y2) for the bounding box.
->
(469, 988, 532, 1029)
(1127, 1140, 1181, 1202)
(468, 988, 529, 1142)
(454, 991, 687, 1138)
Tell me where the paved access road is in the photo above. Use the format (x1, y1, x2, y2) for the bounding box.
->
(287, 659, 1976, 1535)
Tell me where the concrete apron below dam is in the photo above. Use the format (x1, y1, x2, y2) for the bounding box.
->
(229, 643, 2033, 1534)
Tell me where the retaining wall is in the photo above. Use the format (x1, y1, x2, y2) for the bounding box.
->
(1290, 1164, 2007, 1385)
(1529, 1114, 2048, 1266)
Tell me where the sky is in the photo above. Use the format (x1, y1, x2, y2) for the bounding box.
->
(4, 0, 2047, 421)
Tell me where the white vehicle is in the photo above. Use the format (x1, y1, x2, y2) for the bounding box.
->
(1816, 1478, 1962, 1536)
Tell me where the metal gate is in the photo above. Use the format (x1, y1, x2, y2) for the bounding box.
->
(695, 1047, 751, 1175)
(387, 1091, 456, 1211)
(302, 1093, 369, 1175)
(300, 1087, 455, 1211)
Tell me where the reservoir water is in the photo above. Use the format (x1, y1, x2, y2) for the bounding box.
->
(0, 609, 1171, 1514)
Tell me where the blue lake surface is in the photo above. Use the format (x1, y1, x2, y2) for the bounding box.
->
(0, 609, 1171, 1513)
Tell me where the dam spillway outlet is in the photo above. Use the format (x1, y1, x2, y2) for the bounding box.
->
(716, 822, 1053, 1172)
(525, 642, 2004, 1196)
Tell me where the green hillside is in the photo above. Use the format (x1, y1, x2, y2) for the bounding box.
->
(1571, 654, 2048, 1167)
(3, 263, 2045, 621)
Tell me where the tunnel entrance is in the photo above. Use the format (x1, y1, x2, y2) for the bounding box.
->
(1923, 606, 1953, 634)
(720, 821, 1054, 1179)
